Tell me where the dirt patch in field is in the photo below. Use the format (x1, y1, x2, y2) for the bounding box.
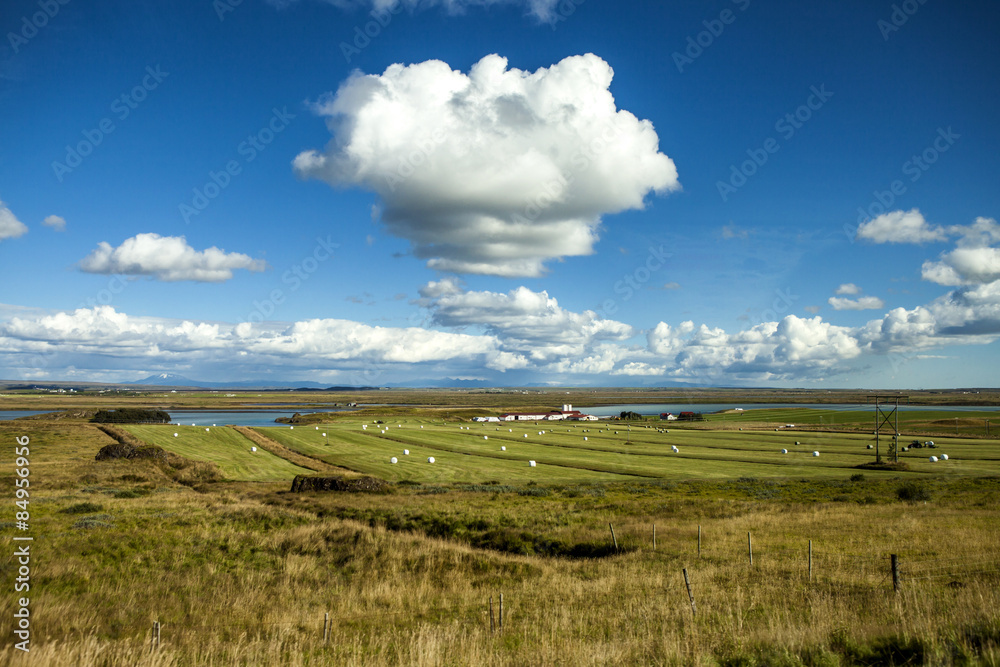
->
(290, 475, 389, 493)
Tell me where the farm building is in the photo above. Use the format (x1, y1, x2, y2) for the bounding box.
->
(660, 413, 678, 421)
(499, 405, 598, 422)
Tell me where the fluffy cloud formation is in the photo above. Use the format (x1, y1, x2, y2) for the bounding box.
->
(0, 200, 28, 241)
(79, 234, 267, 282)
(42, 215, 67, 231)
(856, 209, 946, 244)
(0, 306, 515, 379)
(645, 316, 864, 381)
(828, 296, 885, 311)
(421, 282, 632, 362)
(8, 212, 1000, 383)
(835, 283, 860, 295)
(4, 269, 1000, 383)
(295, 53, 679, 277)
(921, 218, 1000, 286)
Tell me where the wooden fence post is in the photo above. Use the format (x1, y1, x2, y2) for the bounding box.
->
(489, 596, 495, 634)
(609, 523, 618, 551)
(682, 569, 696, 616)
(499, 593, 504, 630)
(652, 524, 656, 551)
(323, 612, 330, 644)
(748, 532, 753, 566)
(891, 554, 900, 592)
(698, 525, 702, 558)
(150, 621, 161, 650)
(808, 540, 813, 581)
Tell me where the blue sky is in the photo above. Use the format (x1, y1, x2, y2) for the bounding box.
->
(1, 0, 999, 387)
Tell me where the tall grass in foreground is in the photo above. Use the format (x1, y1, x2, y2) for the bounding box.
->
(2, 421, 999, 665)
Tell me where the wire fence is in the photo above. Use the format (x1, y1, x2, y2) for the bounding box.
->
(137, 527, 1000, 650)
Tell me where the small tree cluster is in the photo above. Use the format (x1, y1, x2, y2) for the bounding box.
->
(92, 408, 170, 424)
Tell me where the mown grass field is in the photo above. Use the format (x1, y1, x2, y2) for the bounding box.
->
(254, 416, 1000, 482)
(2, 401, 1000, 666)
(123, 425, 313, 482)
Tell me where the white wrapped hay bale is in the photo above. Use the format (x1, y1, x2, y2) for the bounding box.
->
(941, 454, 949, 460)
(501, 446, 506, 451)
(390, 457, 398, 464)
(427, 456, 435, 463)
(781, 449, 788, 454)
(251, 446, 257, 452)
(173, 433, 178, 437)
(403, 449, 409, 455)
(812, 451, 820, 457)
(483, 435, 488, 440)
(528, 460, 536, 467)
(929, 455, 938, 462)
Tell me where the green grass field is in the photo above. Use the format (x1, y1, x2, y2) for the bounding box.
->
(123, 424, 313, 481)
(253, 415, 1000, 483)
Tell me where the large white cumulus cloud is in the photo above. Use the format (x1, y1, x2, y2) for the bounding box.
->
(294, 53, 679, 277)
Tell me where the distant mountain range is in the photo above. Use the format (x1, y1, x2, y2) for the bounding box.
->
(0, 373, 718, 392)
(126, 374, 373, 390)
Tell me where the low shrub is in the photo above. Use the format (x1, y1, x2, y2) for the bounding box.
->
(896, 482, 932, 502)
(60, 502, 104, 514)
